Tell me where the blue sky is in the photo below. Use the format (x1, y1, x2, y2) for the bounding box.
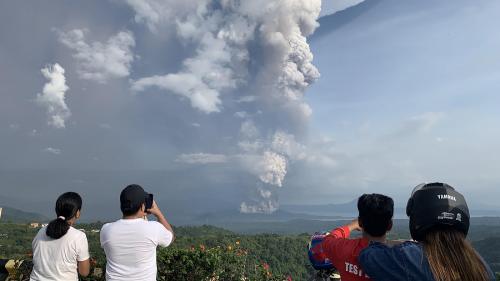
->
(0, 0, 499, 219)
(294, 0, 500, 207)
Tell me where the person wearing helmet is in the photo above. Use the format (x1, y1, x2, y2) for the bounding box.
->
(308, 231, 342, 280)
(359, 182, 495, 281)
(318, 193, 395, 281)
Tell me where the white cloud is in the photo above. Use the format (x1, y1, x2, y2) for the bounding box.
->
(123, 0, 205, 33)
(176, 153, 228, 164)
(236, 96, 257, 103)
(128, 1, 244, 114)
(129, 0, 321, 117)
(131, 72, 223, 113)
(58, 29, 135, 83)
(131, 26, 240, 113)
(123, 0, 163, 32)
(234, 111, 248, 119)
(43, 147, 61, 155)
(36, 63, 70, 129)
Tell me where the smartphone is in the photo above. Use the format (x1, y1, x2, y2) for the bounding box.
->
(145, 193, 154, 211)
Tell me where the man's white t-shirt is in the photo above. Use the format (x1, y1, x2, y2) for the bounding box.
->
(30, 226, 89, 281)
(100, 218, 173, 281)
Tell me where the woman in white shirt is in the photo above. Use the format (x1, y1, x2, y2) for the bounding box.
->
(30, 192, 90, 281)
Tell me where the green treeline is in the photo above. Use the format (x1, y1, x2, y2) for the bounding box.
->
(0, 224, 313, 280)
(1, 223, 499, 281)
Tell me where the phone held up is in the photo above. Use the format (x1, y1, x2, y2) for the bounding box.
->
(145, 193, 154, 213)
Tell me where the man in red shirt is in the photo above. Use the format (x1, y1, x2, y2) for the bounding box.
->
(320, 194, 394, 281)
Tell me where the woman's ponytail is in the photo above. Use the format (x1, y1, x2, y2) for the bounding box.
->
(46, 216, 70, 239)
(46, 192, 82, 239)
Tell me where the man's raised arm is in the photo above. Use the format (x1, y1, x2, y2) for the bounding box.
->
(148, 200, 175, 243)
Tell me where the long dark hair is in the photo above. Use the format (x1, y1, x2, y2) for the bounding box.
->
(46, 192, 82, 239)
(424, 226, 490, 281)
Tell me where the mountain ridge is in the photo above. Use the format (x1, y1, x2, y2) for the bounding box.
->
(0, 206, 49, 223)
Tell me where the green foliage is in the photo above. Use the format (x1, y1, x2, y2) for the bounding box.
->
(13, 245, 289, 281)
(158, 246, 246, 280)
(169, 226, 314, 279)
(156, 245, 284, 281)
(0, 223, 38, 259)
(2, 222, 500, 281)
(1, 224, 298, 280)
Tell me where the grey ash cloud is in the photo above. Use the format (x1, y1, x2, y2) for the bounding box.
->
(1, 0, 500, 219)
(0, 0, 324, 215)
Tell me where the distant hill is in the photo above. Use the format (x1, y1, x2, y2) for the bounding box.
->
(281, 200, 358, 217)
(0, 206, 48, 223)
(282, 201, 500, 219)
(174, 225, 235, 237)
(281, 200, 410, 218)
(201, 216, 500, 236)
(193, 209, 343, 223)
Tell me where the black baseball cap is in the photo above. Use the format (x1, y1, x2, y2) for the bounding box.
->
(120, 184, 148, 213)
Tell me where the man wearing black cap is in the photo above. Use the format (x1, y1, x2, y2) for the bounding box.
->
(100, 184, 175, 281)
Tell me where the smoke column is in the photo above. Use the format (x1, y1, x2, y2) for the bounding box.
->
(127, 0, 321, 213)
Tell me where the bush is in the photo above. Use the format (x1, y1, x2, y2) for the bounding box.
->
(157, 244, 287, 281)
(82, 244, 290, 281)
(2, 224, 301, 280)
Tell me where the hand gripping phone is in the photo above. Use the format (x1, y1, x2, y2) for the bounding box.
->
(145, 193, 154, 212)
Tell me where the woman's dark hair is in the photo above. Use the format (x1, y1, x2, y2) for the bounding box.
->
(358, 193, 394, 237)
(46, 192, 82, 239)
(424, 226, 490, 281)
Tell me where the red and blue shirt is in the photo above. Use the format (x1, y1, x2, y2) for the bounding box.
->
(321, 226, 371, 281)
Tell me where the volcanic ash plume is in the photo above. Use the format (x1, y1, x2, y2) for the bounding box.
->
(126, 0, 321, 213)
(238, 130, 310, 213)
(257, 151, 288, 187)
(238, 153, 286, 214)
(240, 186, 279, 214)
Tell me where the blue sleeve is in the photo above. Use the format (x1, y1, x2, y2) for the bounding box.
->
(360, 241, 436, 281)
(359, 242, 409, 281)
